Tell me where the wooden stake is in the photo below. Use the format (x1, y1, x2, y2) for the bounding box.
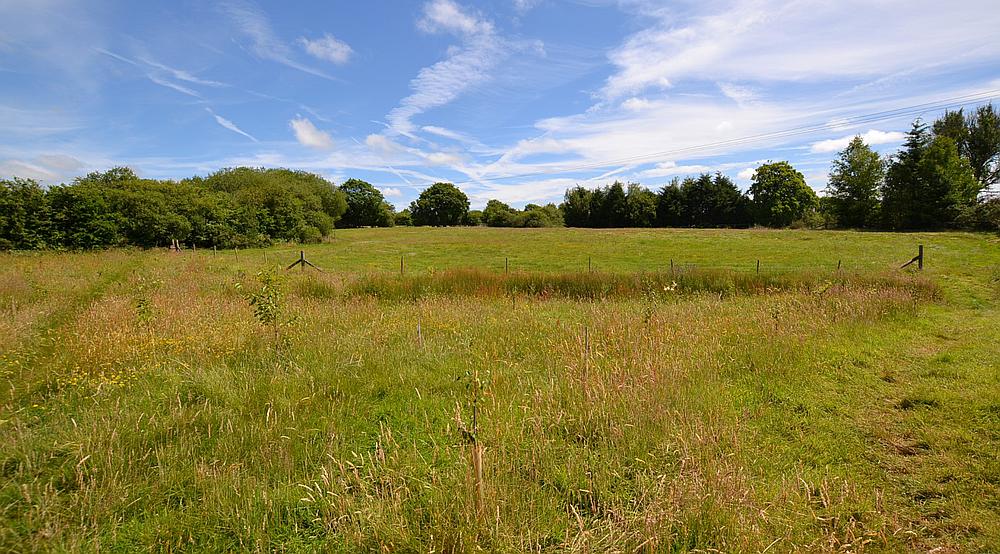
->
(505, 257, 508, 274)
(471, 367, 484, 518)
(756, 259, 760, 274)
(400, 254, 404, 276)
(583, 326, 591, 402)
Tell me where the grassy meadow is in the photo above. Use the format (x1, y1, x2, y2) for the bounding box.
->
(1, 227, 999, 552)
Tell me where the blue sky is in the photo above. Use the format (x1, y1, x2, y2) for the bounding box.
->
(2, 0, 999, 208)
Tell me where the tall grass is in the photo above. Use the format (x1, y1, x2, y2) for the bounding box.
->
(327, 267, 939, 303)
(1, 231, 998, 552)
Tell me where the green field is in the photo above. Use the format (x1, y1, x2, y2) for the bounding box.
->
(2, 228, 999, 552)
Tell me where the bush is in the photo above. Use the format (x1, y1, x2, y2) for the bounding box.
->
(956, 198, 1000, 231)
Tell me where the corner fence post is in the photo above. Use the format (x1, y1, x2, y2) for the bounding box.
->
(900, 244, 924, 271)
(286, 250, 321, 272)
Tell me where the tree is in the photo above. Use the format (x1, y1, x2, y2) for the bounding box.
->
(394, 209, 413, 226)
(0, 178, 51, 249)
(338, 179, 393, 228)
(409, 182, 469, 226)
(625, 184, 658, 227)
(601, 181, 628, 227)
(561, 186, 592, 227)
(884, 121, 977, 229)
(483, 199, 517, 227)
(826, 137, 885, 228)
(966, 104, 1000, 188)
(749, 162, 818, 227)
(656, 179, 685, 227)
(679, 173, 751, 227)
(519, 203, 564, 227)
(465, 210, 483, 226)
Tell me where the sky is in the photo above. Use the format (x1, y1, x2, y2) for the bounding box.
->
(2, 0, 999, 209)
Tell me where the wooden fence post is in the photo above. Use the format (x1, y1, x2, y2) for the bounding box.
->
(756, 259, 760, 274)
(900, 245, 924, 270)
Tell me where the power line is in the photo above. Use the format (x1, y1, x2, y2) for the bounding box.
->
(450, 89, 1000, 185)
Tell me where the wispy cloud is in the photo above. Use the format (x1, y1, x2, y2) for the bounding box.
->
(98, 48, 222, 98)
(138, 57, 227, 87)
(386, 0, 508, 136)
(206, 108, 258, 142)
(221, 0, 334, 80)
(299, 34, 353, 64)
(602, 0, 1000, 100)
(148, 74, 201, 98)
(290, 117, 334, 149)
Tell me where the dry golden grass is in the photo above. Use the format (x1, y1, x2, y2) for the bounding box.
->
(1, 230, 998, 552)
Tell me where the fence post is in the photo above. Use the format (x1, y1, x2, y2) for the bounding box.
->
(756, 259, 760, 274)
(400, 254, 404, 276)
(588, 257, 592, 273)
(900, 245, 924, 270)
(505, 257, 508, 274)
(837, 259, 841, 271)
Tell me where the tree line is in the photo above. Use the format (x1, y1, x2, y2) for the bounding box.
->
(0, 167, 348, 250)
(2, 107, 998, 249)
(558, 107, 999, 231)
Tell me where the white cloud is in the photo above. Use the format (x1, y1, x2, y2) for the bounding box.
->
(138, 57, 226, 87)
(426, 151, 463, 166)
(99, 49, 226, 98)
(718, 82, 758, 106)
(513, 0, 541, 15)
(737, 168, 756, 181)
(290, 117, 334, 149)
(418, 0, 493, 36)
(300, 34, 353, 64)
(221, 0, 333, 79)
(380, 187, 403, 197)
(206, 108, 257, 142)
(602, 0, 1000, 100)
(809, 129, 906, 153)
(148, 74, 201, 98)
(386, 1, 506, 136)
(621, 97, 652, 111)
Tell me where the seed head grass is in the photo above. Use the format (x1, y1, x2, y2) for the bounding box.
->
(1, 229, 998, 552)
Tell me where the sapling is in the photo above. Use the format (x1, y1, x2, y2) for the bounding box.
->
(236, 270, 292, 353)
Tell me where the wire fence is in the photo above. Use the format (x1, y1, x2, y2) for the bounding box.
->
(190, 244, 926, 276)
